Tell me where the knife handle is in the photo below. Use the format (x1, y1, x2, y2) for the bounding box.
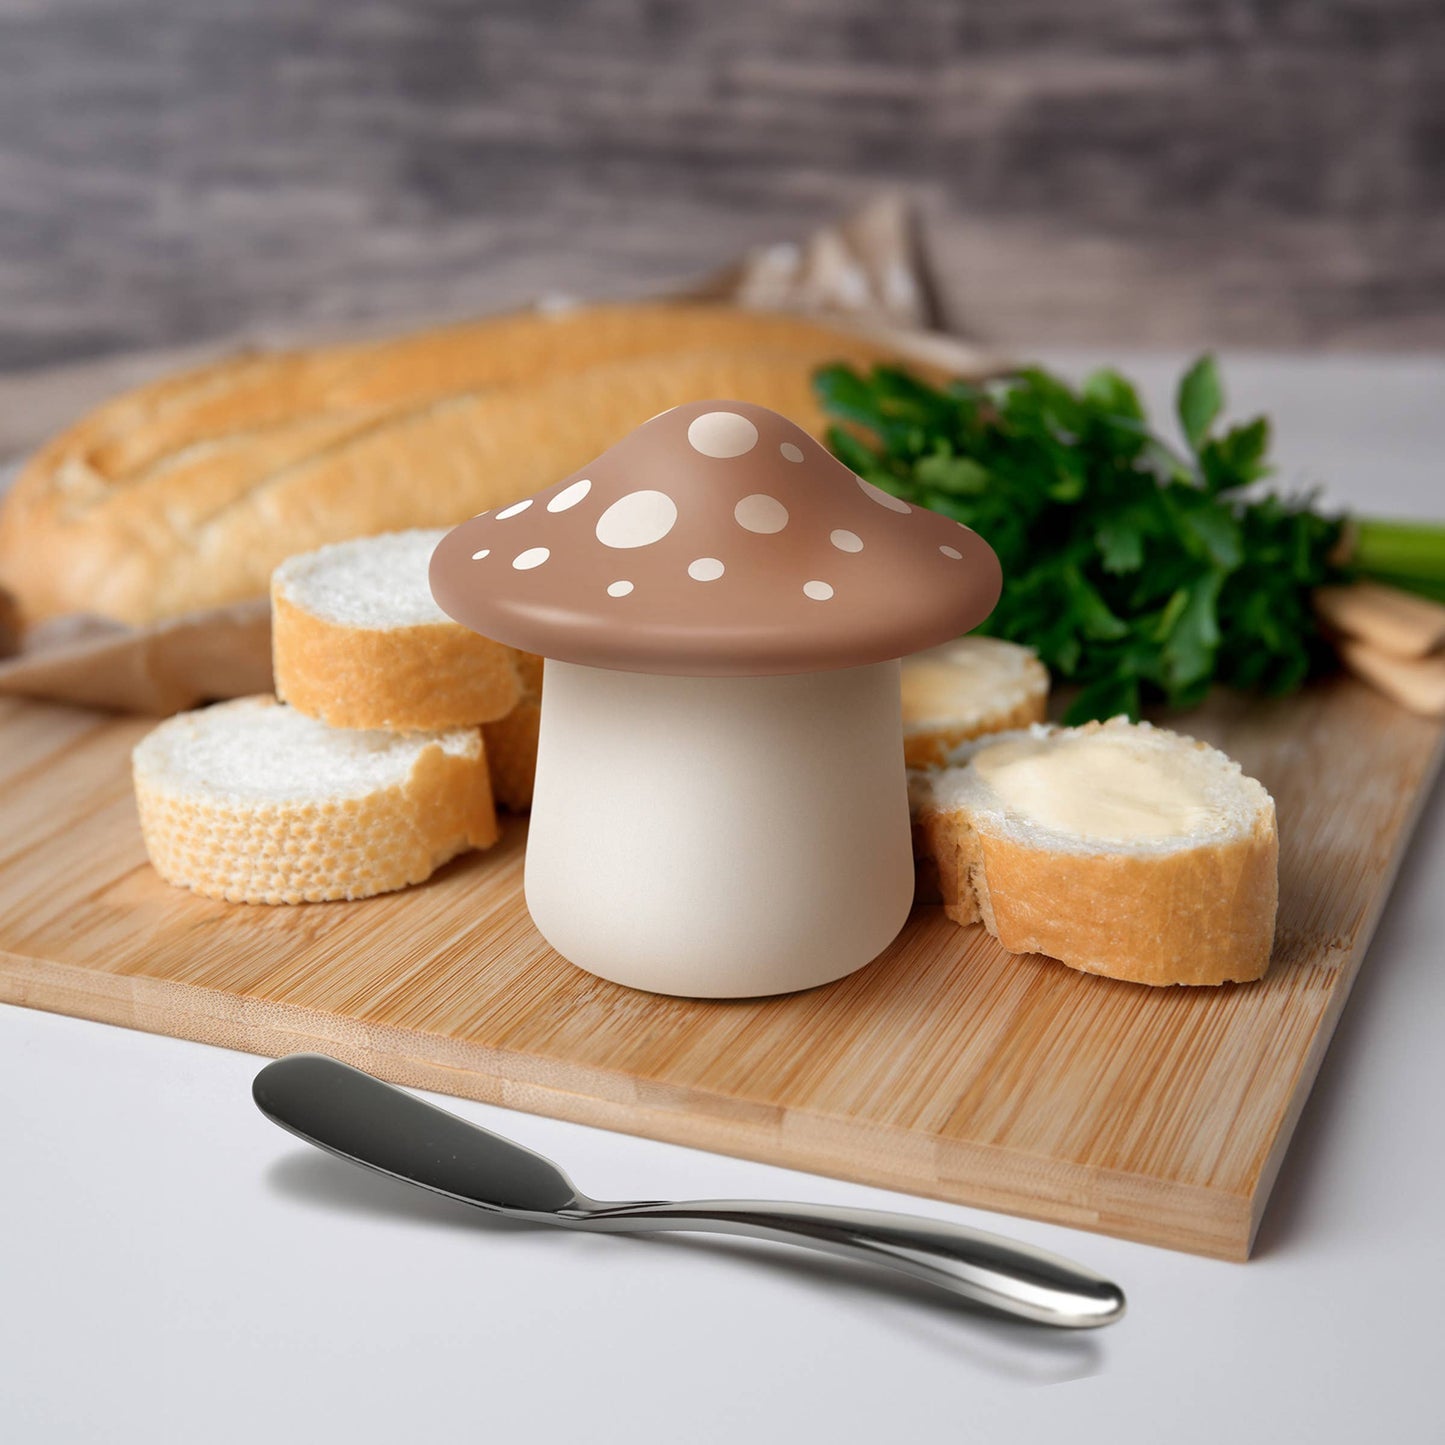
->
(576, 1198, 1125, 1328)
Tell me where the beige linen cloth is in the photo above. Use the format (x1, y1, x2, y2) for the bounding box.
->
(0, 197, 965, 715)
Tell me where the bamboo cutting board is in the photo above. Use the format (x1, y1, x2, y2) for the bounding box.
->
(1, 678, 1441, 1260)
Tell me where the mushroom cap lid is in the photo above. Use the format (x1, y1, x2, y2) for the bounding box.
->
(429, 400, 1002, 677)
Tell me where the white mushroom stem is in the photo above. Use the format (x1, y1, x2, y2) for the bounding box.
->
(525, 659, 916, 997)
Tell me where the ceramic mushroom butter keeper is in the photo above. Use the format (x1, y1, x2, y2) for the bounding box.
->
(430, 401, 1001, 997)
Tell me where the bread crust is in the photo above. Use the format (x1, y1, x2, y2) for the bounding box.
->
(0, 585, 20, 658)
(133, 700, 499, 905)
(0, 306, 939, 625)
(17, 305, 923, 491)
(482, 651, 543, 810)
(919, 805, 1278, 986)
(483, 697, 542, 812)
(271, 586, 523, 731)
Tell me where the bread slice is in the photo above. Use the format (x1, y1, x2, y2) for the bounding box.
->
(1334, 636, 1445, 717)
(1314, 580, 1445, 660)
(911, 718, 1278, 986)
(901, 636, 1049, 767)
(483, 651, 544, 812)
(272, 529, 525, 732)
(132, 696, 499, 904)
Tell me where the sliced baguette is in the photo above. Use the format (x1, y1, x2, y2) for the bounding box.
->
(901, 636, 1049, 767)
(272, 530, 525, 732)
(1335, 636, 1445, 716)
(911, 718, 1278, 986)
(132, 696, 499, 904)
(1314, 580, 1445, 660)
(483, 651, 544, 812)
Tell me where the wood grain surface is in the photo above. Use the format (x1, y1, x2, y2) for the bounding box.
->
(2, 676, 1440, 1260)
(2, 0, 1442, 371)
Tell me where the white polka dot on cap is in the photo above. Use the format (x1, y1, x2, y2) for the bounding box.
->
(688, 411, 759, 459)
(548, 478, 592, 512)
(596, 490, 679, 549)
(512, 547, 550, 570)
(688, 557, 725, 582)
(734, 494, 789, 534)
(497, 498, 533, 519)
(855, 476, 911, 513)
(830, 529, 863, 553)
(803, 580, 834, 601)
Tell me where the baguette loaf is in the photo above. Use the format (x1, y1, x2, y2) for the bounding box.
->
(901, 636, 1049, 767)
(911, 718, 1278, 986)
(272, 530, 526, 732)
(25, 304, 913, 488)
(132, 696, 499, 904)
(0, 305, 940, 626)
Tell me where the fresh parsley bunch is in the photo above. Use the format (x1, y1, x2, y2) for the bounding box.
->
(817, 357, 1352, 723)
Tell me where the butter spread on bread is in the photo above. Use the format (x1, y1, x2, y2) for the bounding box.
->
(968, 731, 1219, 842)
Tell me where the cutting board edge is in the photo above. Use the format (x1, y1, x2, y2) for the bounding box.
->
(0, 947, 1255, 1260)
(1244, 723, 1445, 1254)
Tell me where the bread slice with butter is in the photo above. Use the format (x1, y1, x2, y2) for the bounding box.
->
(911, 718, 1278, 986)
(901, 636, 1049, 767)
(272, 529, 530, 733)
(132, 695, 499, 904)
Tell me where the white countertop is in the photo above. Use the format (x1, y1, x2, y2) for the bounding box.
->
(4, 354, 1444, 1444)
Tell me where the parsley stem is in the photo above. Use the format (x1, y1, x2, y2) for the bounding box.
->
(1353, 518, 1445, 590)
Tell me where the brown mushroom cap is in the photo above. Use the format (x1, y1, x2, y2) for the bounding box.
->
(429, 400, 1001, 677)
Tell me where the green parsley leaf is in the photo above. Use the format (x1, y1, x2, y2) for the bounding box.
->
(1177, 354, 1224, 455)
(1095, 514, 1146, 574)
(1081, 368, 1145, 423)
